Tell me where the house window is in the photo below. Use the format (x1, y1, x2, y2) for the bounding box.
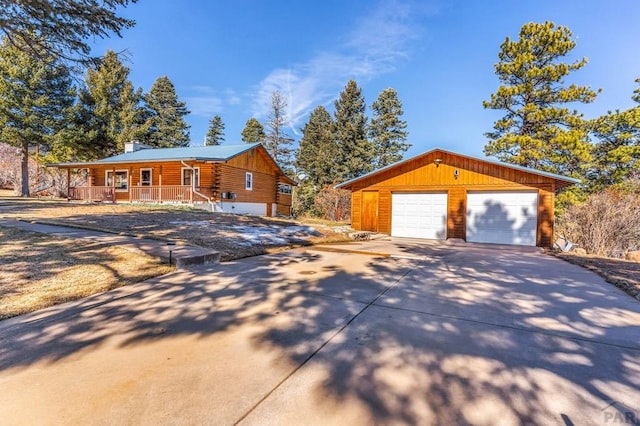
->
(278, 184, 292, 194)
(140, 168, 152, 186)
(182, 167, 200, 187)
(245, 172, 253, 190)
(106, 170, 128, 191)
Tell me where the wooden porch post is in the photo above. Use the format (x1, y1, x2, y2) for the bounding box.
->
(88, 168, 93, 202)
(66, 168, 70, 201)
(159, 166, 163, 202)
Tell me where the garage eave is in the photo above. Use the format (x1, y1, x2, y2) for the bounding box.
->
(335, 147, 581, 191)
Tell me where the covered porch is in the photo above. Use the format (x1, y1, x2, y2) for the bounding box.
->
(68, 185, 211, 204)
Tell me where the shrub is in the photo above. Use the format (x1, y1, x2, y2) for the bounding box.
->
(558, 187, 640, 258)
(314, 186, 351, 221)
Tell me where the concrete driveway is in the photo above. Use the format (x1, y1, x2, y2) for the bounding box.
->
(1, 239, 639, 425)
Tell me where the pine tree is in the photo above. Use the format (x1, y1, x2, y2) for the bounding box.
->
(143, 76, 190, 147)
(369, 88, 409, 168)
(334, 80, 372, 180)
(0, 37, 75, 196)
(264, 91, 294, 171)
(241, 117, 266, 144)
(0, 0, 137, 65)
(296, 106, 339, 186)
(205, 115, 225, 146)
(591, 78, 640, 189)
(295, 106, 339, 214)
(77, 50, 147, 158)
(483, 21, 597, 177)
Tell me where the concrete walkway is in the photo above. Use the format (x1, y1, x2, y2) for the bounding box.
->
(0, 219, 219, 269)
(0, 239, 639, 425)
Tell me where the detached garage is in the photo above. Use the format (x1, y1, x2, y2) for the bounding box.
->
(336, 148, 579, 248)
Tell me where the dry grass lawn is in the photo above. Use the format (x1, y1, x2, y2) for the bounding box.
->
(0, 226, 173, 320)
(0, 200, 347, 260)
(0, 198, 349, 319)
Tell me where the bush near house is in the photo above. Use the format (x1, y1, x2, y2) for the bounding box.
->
(558, 186, 640, 258)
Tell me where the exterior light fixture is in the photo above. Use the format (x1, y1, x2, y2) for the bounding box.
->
(454, 169, 459, 179)
(434, 159, 442, 167)
(166, 242, 176, 265)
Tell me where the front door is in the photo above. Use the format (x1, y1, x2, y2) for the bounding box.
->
(361, 191, 379, 232)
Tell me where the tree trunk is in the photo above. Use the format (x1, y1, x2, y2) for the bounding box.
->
(20, 140, 30, 197)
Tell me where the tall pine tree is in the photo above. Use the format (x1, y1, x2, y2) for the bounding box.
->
(264, 91, 294, 171)
(295, 105, 339, 215)
(0, 0, 136, 65)
(334, 80, 372, 180)
(0, 36, 75, 196)
(296, 105, 339, 186)
(483, 21, 597, 177)
(77, 50, 147, 158)
(205, 115, 225, 146)
(369, 88, 409, 168)
(241, 117, 265, 144)
(591, 78, 640, 189)
(144, 75, 190, 147)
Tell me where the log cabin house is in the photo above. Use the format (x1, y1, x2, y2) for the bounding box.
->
(336, 148, 579, 248)
(49, 142, 295, 216)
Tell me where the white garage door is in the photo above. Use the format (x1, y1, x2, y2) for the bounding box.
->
(466, 191, 538, 246)
(391, 193, 447, 240)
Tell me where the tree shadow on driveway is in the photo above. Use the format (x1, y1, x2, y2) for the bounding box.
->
(1, 243, 639, 425)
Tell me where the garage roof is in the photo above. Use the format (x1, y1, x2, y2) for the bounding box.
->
(335, 148, 581, 190)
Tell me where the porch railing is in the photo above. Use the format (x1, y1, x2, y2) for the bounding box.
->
(130, 185, 195, 203)
(69, 186, 115, 202)
(69, 185, 209, 204)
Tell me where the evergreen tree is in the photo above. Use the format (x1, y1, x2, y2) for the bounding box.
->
(77, 50, 147, 158)
(369, 88, 410, 168)
(264, 91, 294, 171)
(205, 115, 225, 146)
(241, 117, 266, 144)
(0, 0, 137, 65)
(143, 76, 190, 147)
(296, 105, 339, 186)
(0, 37, 75, 196)
(334, 80, 372, 180)
(295, 106, 339, 214)
(591, 78, 640, 189)
(483, 21, 597, 177)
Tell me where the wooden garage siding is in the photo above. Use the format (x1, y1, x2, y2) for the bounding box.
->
(447, 187, 466, 240)
(351, 191, 362, 230)
(349, 151, 559, 247)
(376, 189, 390, 234)
(537, 187, 555, 247)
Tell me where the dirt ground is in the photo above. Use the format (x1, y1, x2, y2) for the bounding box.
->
(553, 252, 640, 300)
(0, 199, 348, 261)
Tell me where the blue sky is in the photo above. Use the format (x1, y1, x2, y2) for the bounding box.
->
(90, 0, 640, 158)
